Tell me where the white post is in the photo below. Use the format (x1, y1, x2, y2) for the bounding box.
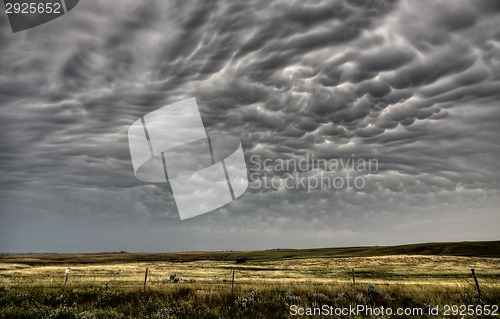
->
(64, 268, 71, 292)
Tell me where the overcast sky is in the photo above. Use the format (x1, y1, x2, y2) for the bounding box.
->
(1, 0, 499, 253)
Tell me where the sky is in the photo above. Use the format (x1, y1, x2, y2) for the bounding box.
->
(0, 0, 499, 253)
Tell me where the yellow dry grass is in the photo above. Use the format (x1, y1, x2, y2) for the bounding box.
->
(1, 255, 498, 293)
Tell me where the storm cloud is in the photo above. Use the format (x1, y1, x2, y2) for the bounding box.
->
(0, 0, 499, 252)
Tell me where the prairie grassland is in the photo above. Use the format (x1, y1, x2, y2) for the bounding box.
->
(0, 253, 499, 318)
(1, 255, 499, 288)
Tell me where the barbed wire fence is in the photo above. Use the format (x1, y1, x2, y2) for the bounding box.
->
(2, 266, 498, 299)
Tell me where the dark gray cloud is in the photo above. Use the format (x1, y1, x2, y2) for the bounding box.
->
(0, 0, 499, 252)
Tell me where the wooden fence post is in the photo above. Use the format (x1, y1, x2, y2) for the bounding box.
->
(231, 269, 235, 294)
(352, 268, 356, 288)
(144, 267, 149, 292)
(471, 269, 482, 298)
(63, 268, 70, 292)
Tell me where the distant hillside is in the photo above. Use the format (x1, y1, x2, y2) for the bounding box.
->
(1, 240, 498, 265)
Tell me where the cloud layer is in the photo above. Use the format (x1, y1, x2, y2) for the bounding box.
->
(1, 0, 499, 252)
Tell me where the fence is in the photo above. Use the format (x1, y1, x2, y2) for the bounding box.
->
(2, 266, 496, 300)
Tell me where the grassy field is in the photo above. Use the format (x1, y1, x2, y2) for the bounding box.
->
(0, 241, 499, 318)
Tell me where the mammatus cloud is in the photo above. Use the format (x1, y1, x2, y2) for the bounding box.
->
(0, 0, 499, 252)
